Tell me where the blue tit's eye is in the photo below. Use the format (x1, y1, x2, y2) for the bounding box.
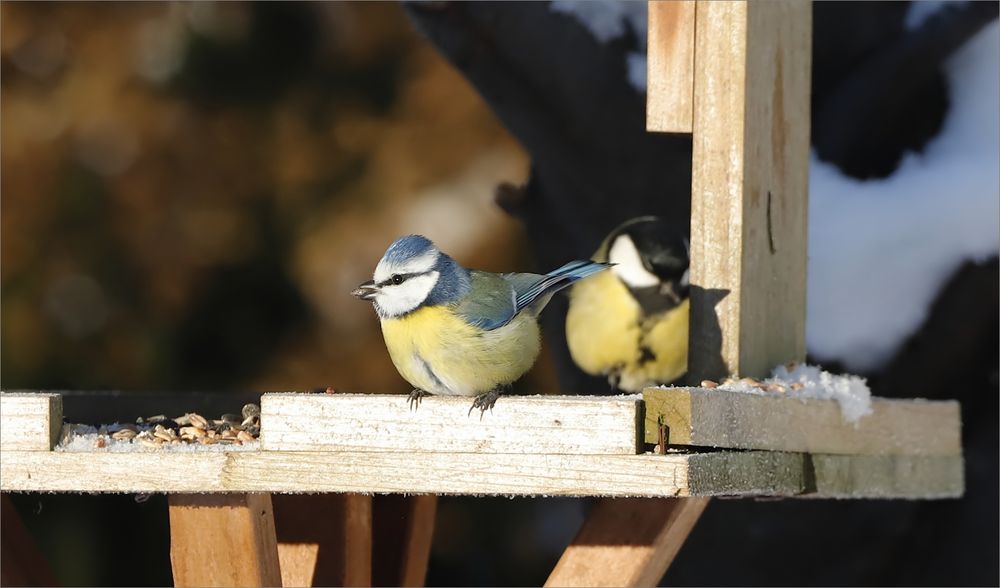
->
(391, 274, 404, 285)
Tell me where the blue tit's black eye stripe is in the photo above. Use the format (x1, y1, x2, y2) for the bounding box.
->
(377, 271, 430, 288)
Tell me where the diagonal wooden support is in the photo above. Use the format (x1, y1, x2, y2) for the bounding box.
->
(548, 1, 812, 585)
(546, 498, 709, 587)
(169, 493, 282, 588)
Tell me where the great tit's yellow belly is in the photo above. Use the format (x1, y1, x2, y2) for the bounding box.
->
(380, 305, 541, 397)
(566, 270, 689, 392)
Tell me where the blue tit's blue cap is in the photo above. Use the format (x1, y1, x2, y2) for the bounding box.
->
(383, 234, 437, 264)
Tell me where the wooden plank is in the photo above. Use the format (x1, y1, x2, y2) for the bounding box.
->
(643, 388, 963, 456)
(808, 454, 964, 499)
(168, 493, 282, 588)
(545, 497, 710, 587)
(273, 494, 372, 587)
(260, 393, 641, 455)
(372, 495, 437, 587)
(0, 449, 801, 497)
(646, 0, 697, 133)
(0, 393, 62, 451)
(0, 495, 59, 587)
(688, 0, 812, 381)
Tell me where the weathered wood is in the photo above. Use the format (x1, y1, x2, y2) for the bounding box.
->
(168, 493, 282, 588)
(372, 495, 437, 587)
(688, 0, 812, 381)
(1, 449, 802, 497)
(545, 497, 710, 587)
(0, 393, 62, 451)
(273, 494, 372, 587)
(643, 388, 963, 456)
(808, 454, 964, 499)
(260, 393, 641, 455)
(0, 495, 59, 587)
(647, 0, 697, 133)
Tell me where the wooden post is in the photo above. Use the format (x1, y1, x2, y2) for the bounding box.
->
(272, 494, 373, 587)
(548, 1, 811, 585)
(688, 0, 811, 381)
(169, 493, 282, 588)
(372, 495, 438, 587)
(646, 1, 696, 133)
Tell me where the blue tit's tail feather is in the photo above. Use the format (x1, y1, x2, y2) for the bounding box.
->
(506, 260, 610, 315)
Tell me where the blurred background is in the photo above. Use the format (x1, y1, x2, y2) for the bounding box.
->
(2, 1, 997, 586)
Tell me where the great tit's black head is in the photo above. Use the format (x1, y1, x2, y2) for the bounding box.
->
(602, 216, 690, 313)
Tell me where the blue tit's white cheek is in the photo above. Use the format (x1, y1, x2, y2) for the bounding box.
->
(374, 271, 440, 318)
(609, 235, 659, 288)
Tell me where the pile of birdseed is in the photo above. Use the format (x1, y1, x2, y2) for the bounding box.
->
(56, 403, 261, 452)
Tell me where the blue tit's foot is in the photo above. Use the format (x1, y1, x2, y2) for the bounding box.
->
(469, 389, 500, 419)
(408, 388, 428, 411)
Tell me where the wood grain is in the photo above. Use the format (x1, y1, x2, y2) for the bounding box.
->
(643, 388, 963, 455)
(273, 494, 372, 587)
(168, 493, 282, 587)
(545, 497, 710, 587)
(688, 0, 812, 381)
(0, 393, 62, 451)
(260, 393, 641, 455)
(0, 449, 797, 497)
(647, 0, 697, 133)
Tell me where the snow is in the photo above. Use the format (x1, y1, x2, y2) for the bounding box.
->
(716, 363, 874, 424)
(555, 1, 999, 373)
(550, 0, 648, 92)
(806, 18, 1000, 371)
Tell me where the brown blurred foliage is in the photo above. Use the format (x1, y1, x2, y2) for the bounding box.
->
(0, 1, 556, 397)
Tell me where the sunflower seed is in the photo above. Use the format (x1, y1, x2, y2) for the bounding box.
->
(241, 403, 261, 419)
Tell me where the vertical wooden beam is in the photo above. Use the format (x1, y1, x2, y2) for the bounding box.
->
(272, 494, 373, 587)
(169, 493, 282, 588)
(688, 0, 811, 381)
(549, 2, 812, 586)
(0, 495, 59, 587)
(646, 0, 697, 133)
(546, 497, 709, 587)
(372, 495, 437, 587)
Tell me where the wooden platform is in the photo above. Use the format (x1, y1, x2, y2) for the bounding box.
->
(0, 391, 964, 499)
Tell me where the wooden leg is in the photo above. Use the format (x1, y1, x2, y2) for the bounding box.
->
(272, 494, 372, 588)
(0, 495, 59, 587)
(372, 495, 437, 587)
(168, 493, 282, 588)
(545, 497, 709, 588)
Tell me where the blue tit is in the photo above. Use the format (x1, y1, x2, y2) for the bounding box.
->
(352, 235, 609, 415)
(566, 216, 690, 393)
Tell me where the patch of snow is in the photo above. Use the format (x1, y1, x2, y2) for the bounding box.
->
(807, 20, 1000, 371)
(550, 0, 648, 91)
(716, 363, 874, 424)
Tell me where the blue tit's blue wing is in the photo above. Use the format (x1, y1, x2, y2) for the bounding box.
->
(452, 270, 518, 331)
(504, 260, 610, 316)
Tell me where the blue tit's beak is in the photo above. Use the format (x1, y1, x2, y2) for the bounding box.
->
(351, 280, 378, 301)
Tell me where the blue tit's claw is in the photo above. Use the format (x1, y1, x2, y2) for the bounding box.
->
(408, 389, 428, 411)
(469, 389, 500, 419)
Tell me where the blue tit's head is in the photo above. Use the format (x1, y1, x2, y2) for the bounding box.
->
(352, 235, 471, 318)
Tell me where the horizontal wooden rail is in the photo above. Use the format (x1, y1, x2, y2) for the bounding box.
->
(643, 388, 962, 455)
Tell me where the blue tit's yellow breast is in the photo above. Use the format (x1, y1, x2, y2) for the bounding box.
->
(380, 305, 541, 397)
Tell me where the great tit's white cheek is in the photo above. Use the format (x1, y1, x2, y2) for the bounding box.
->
(374, 272, 440, 317)
(609, 235, 659, 288)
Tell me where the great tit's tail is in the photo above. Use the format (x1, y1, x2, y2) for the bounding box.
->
(510, 260, 610, 316)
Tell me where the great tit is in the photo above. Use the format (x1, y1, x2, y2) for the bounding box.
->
(566, 216, 690, 392)
(353, 235, 609, 414)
